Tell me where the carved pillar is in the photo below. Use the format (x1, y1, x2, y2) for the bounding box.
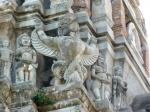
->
(10, 82, 37, 111)
(112, 0, 127, 38)
(72, 0, 91, 16)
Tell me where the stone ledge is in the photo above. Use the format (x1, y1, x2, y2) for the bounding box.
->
(95, 99, 114, 112)
(37, 82, 97, 112)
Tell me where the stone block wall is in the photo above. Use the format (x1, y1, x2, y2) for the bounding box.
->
(112, 0, 127, 38)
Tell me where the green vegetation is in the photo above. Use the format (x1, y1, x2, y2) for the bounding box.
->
(32, 91, 55, 106)
(73, 101, 79, 106)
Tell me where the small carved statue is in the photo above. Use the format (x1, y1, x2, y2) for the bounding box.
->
(90, 54, 111, 101)
(0, 38, 13, 80)
(31, 13, 99, 88)
(112, 66, 128, 109)
(15, 33, 38, 84)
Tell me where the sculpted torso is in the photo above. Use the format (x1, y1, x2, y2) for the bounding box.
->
(0, 48, 13, 62)
(16, 47, 33, 62)
(58, 36, 85, 62)
(93, 64, 107, 79)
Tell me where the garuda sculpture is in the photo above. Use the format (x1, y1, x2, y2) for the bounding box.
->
(31, 13, 99, 86)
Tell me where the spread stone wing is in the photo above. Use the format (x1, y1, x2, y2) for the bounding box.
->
(31, 29, 60, 58)
(81, 47, 99, 66)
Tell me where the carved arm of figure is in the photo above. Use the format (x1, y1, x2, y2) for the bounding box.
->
(91, 66, 110, 84)
(36, 27, 58, 47)
(31, 50, 37, 64)
(15, 48, 22, 61)
(10, 50, 14, 62)
(84, 36, 97, 55)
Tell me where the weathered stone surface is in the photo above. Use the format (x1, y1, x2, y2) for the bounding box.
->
(36, 82, 97, 112)
(0, 0, 148, 112)
(95, 99, 114, 112)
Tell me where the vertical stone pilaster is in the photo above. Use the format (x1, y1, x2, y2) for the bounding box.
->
(112, 0, 127, 38)
(72, 0, 91, 16)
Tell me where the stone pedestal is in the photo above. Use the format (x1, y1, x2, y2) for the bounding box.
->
(0, 76, 11, 112)
(10, 105, 38, 112)
(0, 76, 11, 104)
(95, 99, 114, 112)
(116, 107, 133, 112)
(35, 82, 97, 112)
(9, 81, 37, 111)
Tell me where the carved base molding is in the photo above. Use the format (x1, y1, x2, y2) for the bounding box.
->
(36, 82, 97, 112)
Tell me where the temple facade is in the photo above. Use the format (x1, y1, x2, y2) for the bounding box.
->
(0, 0, 150, 112)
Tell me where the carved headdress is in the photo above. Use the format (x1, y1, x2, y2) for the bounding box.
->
(17, 33, 31, 48)
(58, 13, 80, 36)
(114, 66, 123, 77)
(0, 37, 11, 48)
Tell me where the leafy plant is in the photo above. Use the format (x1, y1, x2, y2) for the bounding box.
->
(73, 101, 79, 106)
(32, 91, 55, 106)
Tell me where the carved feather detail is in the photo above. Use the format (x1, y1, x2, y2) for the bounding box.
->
(81, 47, 99, 66)
(31, 30, 60, 58)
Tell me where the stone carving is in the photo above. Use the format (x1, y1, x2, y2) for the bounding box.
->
(0, 0, 17, 10)
(112, 66, 128, 109)
(0, 38, 13, 80)
(0, 0, 12, 7)
(127, 22, 142, 55)
(90, 54, 111, 101)
(15, 33, 38, 84)
(31, 13, 99, 87)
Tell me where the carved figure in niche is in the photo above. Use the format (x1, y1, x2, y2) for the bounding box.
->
(0, 38, 13, 80)
(112, 66, 128, 109)
(31, 13, 99, 87)
(92, 0, 112, 20)
(15, 33, 38, 84)
(127, 22, 142, 56)
(90, 54, 111, 101)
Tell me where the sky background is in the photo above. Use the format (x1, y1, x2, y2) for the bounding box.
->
(140, 0, 150, 43)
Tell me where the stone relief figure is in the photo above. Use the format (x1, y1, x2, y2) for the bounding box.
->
(15, 33, 38, 84)
(127, 22, 142, 56)
(31, 13, 99, 87)
(90, 54, 111, 101)
(0, 38, 13, 80)
(112, 66, 128, 109)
